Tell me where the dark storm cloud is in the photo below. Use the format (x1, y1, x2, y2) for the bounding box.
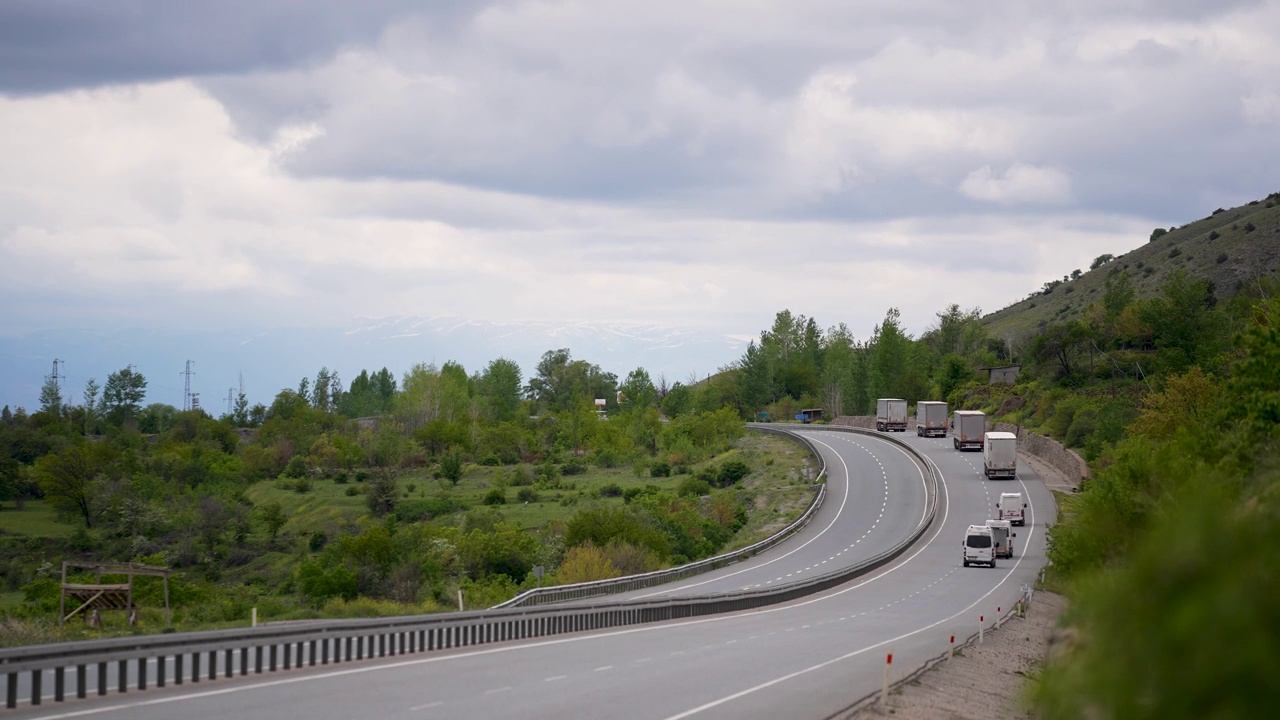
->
(0, 0, 491, 94)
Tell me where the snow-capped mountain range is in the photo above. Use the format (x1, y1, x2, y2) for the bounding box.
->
(0, 317, 752, 412)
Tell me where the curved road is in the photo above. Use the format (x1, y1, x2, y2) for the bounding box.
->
(11, 428, 1055, 720)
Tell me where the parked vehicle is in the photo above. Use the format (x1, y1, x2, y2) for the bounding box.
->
(986, 519, 1015, 558)
(951, 410, 986, 451)
(983, 432, 1018, 479)
(876, 398, 908, 432)
(916, 401, 948, 437)
(962, 524, 996, 567)
(998, 492, 1027, 526)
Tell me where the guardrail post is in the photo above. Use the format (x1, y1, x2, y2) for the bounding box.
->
(225, 649, 234, 678)
(97, 662, 107, 695)
(309, 640, 317, 666)
(29, 669, 40, 706)
(269, 643, 277, 672)
(77, 665, 87, 698)
(136, 657, 145, 690)
(240, 647, 249, 676)
(175, 654, 184, 685)
(117, 659, 127, 693)
(192, 651, 200, 682)
(6, 672, 16, 709)
(285, 642, 293, 669)
(55, 666, 65, 702)
(157, 655, 166, 687)
(254, 645, 263, 674)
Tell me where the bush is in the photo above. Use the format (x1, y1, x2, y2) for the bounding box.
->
(599, 483, 623, 497)
(1217, 252, 1229, 264)
(1208, 230, 1220, 240)
(1169, 247, 1182, 258)
(1212, 207, 1225, 214)
(394, 495, 468, 522)
(284, 455, 308, 478)
(293, 476, 313, 494)
(516, 487, 539, 503)
(1149, 228, 1168, 242)
(718, 459, 751, 487)
(1244, 222, 1256, 233)
(333, 471, 349, 484)
(345, 486, 360, 497)
(678, 477, 712, 497)
(650, 461, 671, 478)
(483, 489, 506, 505)
(562, 460, 587, 476)
(309, 531, 328, 552)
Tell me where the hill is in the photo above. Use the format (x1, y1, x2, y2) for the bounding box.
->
(983, 192, 1280, 343)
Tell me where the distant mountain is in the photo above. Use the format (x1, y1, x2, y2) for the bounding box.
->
(983, 192, 1280, 342)
(0, 317, 750, 412)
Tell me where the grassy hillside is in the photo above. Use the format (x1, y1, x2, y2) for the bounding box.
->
(984, 192, 1280, 342)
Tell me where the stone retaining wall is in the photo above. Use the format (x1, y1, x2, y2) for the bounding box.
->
(831, 415, 1089, 486)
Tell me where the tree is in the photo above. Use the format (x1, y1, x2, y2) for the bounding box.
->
(526, 349, 616, 414)
(1071, 268, 1083, 280)
(618, 368, 657, 412)
(440, 446, 465, 486)
(1090, 253, 1115, 270)
(737, 342, 772, 414)
(257, 501, 288, 542)
(102, 367, 147, 424)
(82, 378, 101, 435)
(32, 442, 106, 528)
(555, 543, 620, 584)
(476, 358, 523, 422)
(1103, 268, 1135, 321)
(38, 377, 62, 417)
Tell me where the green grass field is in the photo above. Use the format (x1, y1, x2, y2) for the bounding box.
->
(0, 501, 77, 539)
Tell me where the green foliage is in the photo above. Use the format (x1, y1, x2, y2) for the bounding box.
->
(677, 476, 711, 497)
(1149, 227, 1167, 242)
(257, 501, 288, 541)
(482, 488, 506, 505)
(440, 446, 464, 485)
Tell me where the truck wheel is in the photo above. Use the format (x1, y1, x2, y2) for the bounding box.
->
(953, 439, 959, 450)
(963, 560, 969, 567)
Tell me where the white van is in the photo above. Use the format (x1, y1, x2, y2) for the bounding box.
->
(985, 519, 1015, 559)
(962, 524, 996, 568)
(998, 492, 1027, 526)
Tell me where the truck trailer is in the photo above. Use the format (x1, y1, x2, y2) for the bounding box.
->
(951, 410, 986, 451)
(916, 401, 948, 437)
(983, 432, 1018, 479)
(876, 398, 908, 432)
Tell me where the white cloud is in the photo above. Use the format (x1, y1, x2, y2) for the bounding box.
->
(1242, 89, 1280, 126)
(959, 164, 1074, 205)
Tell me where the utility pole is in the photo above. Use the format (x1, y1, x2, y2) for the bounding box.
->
(226, 387, 234, 416)
(49, 359, 64, 391)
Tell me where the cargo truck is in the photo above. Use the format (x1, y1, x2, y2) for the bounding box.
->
(951, 410, 986, 451)
(983, 432, 1018, 479)
(916, 401, 948, 437)
(985, 519, 1015, 558)
(875, 398, 908, 432)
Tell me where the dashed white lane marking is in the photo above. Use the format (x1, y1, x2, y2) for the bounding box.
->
(411, 701, 444, 711)
(485, 687, 512, 695)
(543, 676, 567, 682)
(594, 666, 613, 672)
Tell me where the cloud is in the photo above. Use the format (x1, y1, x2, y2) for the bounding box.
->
(959, 164, 1074, 205)
(1242, 89, 1280, 126)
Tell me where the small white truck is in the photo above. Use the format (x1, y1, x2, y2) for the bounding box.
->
(876, 398, 908, 432)
(986, 519, 1015, 558)
(983, 432, 1018, 479)
(962, 524, 996, 568)
(915, 401, 948, 437)
(951, 410, 986, 451)
(998, 492, 1027, 526)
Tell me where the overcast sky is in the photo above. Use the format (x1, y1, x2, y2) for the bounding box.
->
(3, 0, 1279, 347)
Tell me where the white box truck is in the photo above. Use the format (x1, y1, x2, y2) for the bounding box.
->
(916, 401, 948, 437)
(951, 410, 985, 451)
(998, 492, 1027, 526)
(985, 519, 1015, 558)
(876, 398, 908, 432)
(962, 524, 996, 567)
(983, 432, 1018, 479)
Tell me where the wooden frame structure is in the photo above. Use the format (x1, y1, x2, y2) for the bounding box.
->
(60, 561, 171, 627)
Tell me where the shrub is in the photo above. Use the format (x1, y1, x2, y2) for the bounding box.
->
(293, 476, 313, 494)
(561, 460, 587, 476)
(678, 477, 712, 497)
(284, 455, 308, 478)
(1149, 228, 1167, 242)
(1169, 247, 1182, 258)
(650, 461, 671, 478)
(516, 487, 539, 503)
(599, 483, 623, 497)
(483, 489, 506, 506)
(481, 455, 501, 466)
(1244, 222, 1256, 233)
(1212, 207, 1225, 214)
(333, 471, 349, 484)
(1217, 252, 1229, 264)
(1208, 230, 1220, 240)
(718, 459, 751, 486)
(345, 486, 360, 497)
(309, 532, 328, 552)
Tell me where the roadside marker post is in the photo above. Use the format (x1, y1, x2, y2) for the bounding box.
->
(996, 607, 1002, 630)
(880, 649, 893, 708)
(979, 615, 984, 644)
(948, 634, 954, 661)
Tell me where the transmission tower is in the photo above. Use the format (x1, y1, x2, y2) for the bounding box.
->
(181, 360, 196, 411)
(49, 359, 64, 390)
(226, 387, 234, 416)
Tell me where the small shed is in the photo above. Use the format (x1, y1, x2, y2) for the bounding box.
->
(985, 365, 1021, 385)
(61, 561, 172, 626)
(797, 409, 824, 424)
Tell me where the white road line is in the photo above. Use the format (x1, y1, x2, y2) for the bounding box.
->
(593, 666, 613, 672)
(410, 701, 443, 711)
(544, 675, 567, 682)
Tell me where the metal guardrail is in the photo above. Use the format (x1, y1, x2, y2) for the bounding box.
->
(0, 426, 938, 712)
(493, 426, 829, 608)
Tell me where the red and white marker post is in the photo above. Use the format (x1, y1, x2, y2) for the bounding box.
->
(880, 649, 893, 707)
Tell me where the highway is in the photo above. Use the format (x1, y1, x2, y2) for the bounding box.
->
(9, 427, 1055, 720)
